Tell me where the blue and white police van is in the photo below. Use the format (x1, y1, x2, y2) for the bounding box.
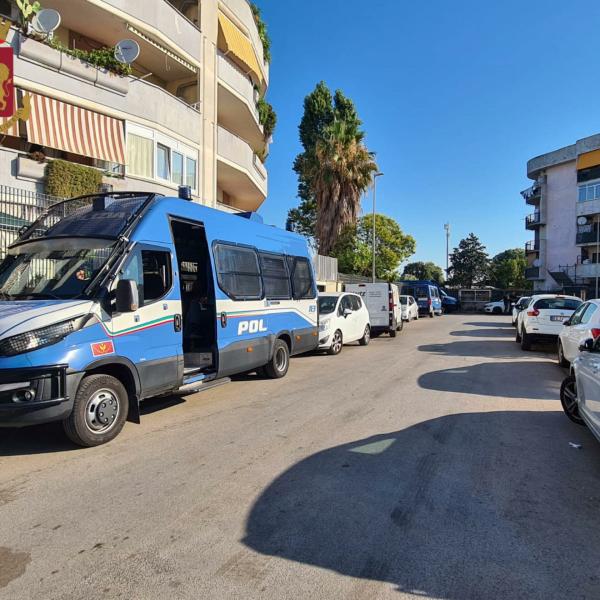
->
(0, 190, 318, 446)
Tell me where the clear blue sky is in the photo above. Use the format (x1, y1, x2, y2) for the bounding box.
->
(256, 0, 600, 269)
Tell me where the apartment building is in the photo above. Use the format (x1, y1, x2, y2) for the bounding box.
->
(522, 133, 600, 295)
(0, 0, 269, 215)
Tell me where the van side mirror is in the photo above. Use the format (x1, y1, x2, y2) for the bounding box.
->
(563, 319, 571, 327)
(116, 279, 139, 313)
(579, 338, 595, 352)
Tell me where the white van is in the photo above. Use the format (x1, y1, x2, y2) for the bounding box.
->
(344, 282, 403, 337)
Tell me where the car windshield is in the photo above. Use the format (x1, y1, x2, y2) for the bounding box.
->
(0, 237, 115, 300)
(318, 296, 338, 315)
(534, 298, 581, 310)
(399, 296, 408, 305)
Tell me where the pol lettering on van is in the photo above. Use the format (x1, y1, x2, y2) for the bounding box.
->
(238, 319, 268, 336)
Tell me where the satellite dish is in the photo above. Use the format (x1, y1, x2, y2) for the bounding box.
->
(114, 39, 140, 65)
(31, 9, 61, 35)
(533, 258, 541, 267)
(577, 216, 588, 226)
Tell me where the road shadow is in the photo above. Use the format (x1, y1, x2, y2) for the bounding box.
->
(464, 321, 513, 328)
(0, 422, 77, 456)
(418, 339, 551, 359)
(243, 412, 600, 599)
(450, 328, 514, 338)
(418, 361, 563, 399)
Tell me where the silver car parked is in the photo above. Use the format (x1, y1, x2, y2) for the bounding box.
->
(560, 337, 600, 444)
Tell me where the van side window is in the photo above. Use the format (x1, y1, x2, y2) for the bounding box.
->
(259, 253, 291, 299)
(121, 249, 172, 306)
(288, 256, 316, 299)
(214, 243, 262, 300)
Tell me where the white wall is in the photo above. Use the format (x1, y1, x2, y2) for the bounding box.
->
(544, 160, 578, 286)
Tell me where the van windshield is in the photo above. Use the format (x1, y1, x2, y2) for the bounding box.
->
(0, 238, 115, 300)
(318, 296, 338, 315)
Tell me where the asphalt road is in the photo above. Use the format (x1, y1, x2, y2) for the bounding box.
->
(1, 314, 599, 600)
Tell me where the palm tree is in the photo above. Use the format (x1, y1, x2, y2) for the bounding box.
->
(309, 119, 378, 255)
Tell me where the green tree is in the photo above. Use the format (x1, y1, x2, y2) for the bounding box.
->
(489, 248, 529, 289)
(287, 82, 377, 254)
(448, 233, 489, 287)
(402, 261, 445, 283)
(332, 214, 416, 281)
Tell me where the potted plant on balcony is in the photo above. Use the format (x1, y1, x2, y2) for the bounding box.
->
(16, 0, 41, 33)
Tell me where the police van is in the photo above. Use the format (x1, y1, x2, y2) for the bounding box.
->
(0, 190, 318, 446)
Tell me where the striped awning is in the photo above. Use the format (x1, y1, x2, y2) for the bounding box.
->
(26, 93, 125, 164)
(218, 12, 263, 85)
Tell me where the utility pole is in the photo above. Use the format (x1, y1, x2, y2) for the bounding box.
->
(372, 172, 383, 282)
(444, 222, 450, 280)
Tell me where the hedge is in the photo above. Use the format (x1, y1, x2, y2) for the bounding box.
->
(45, 159, 103, 198)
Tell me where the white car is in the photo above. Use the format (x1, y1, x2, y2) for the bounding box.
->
(511, 296, 531, 326)
(557, 299, 600, 366)
(516, 294, 582, 351)
(318, 292, 371, 355)
(400, 295, 419, 321)
(484, 300, 506, 314)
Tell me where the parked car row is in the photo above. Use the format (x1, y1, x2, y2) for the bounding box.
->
(316, 282, 426, 355)
(507, 293, 600, 447)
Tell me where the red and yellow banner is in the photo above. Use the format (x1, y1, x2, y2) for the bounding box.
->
(0, 45, 13, 118)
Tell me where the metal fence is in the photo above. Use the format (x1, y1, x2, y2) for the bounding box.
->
(0, 186, 63, 258)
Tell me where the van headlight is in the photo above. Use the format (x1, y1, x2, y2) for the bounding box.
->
(0, 316, 90, 357)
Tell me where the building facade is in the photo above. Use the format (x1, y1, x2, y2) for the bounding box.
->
(523, 133, 600, 295)
(0, 0, 269, 214)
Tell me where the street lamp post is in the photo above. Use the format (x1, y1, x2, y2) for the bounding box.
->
(444, 223, 450, 279)
(372, 172, 383, 282)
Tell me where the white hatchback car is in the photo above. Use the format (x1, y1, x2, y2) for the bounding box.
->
(557, 299, 600, 366)
(512, 296, 531, 326)
(400, 295, 419, 321)
(484, 300, 506, 314)
(318, 292, 371, 355)
(516, 294, 582, 351)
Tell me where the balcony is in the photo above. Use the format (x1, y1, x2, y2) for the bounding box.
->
(525, 240, 540, 253)
(220, 0, 269, 85)
(576, 262, 600, 278)
(525, 266, 542, 280)
(521, 184, 541, 205)
(217, 126, 267, 211)
(217, 52, 264, 149)
(576, 225, 600, 245)
(43, 0, 201, 67)
(525, 212, 543, 229)
(13, 32, 201, 145)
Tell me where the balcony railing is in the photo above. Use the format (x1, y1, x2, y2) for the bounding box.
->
(521, 184, 541, 204)
(525, 266, 540, 279)
(576, 225, 600, 245)
(525, 212, 542, 228)
(217, 51, 261, 122)
(525, 240, 539, 252)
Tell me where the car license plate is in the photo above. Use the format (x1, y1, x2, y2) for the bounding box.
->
(550, 315, 566, 322)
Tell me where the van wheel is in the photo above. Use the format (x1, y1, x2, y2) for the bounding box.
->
(558, 342, 569, 368)
(327, 330, 343, 355)
(390, 324, 397, 337)
(397, 319, 404, 331)
(63, 374, 129, 447)
(359, 325, 370, 346)
(520, 328, 532, 351)
(560, 375, 585, 425)
(264, 339, 290, 377)
(429, 309, 434, 318)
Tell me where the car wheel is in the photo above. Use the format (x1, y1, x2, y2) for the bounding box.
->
(558, 342, 569, 368)
(520, 328, 532, 351)
(493, 306, 503, 314)
(359, 325, 371, 346)
(515, 326, 522, 343)
(264, 339, 290, 378)
(429, 308, 434, 318)
(63, 374, 129, 447)
(327, 330, 343, 355)
(560, 375, 585, 425)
